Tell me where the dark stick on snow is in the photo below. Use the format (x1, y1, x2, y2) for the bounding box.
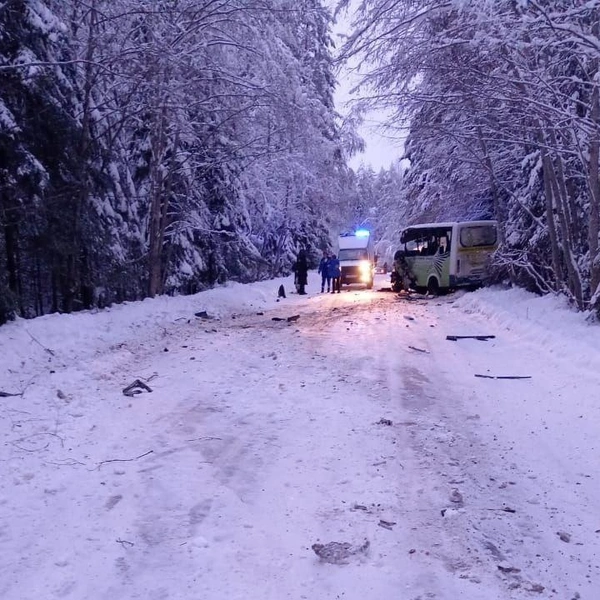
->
(97, 450, 154, 469)
(446, 335, 495, 341)
(25, 329, 56, 355)
(475, 374, 532, 380)
(408, 345, 429, 353)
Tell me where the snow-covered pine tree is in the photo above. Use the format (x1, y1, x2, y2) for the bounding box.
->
(0, 0, 119, 318)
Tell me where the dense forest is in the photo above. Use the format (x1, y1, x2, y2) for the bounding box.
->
(2, 0, 600, 324)
(0, 0, 357, 323)
(341, 0, 600, 315)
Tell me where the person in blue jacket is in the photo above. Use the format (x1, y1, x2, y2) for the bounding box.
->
(318, 251, 331, 293)
(328, 254, 341, 293)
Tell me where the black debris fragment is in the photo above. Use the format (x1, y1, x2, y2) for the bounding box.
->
(475, 374, 532, 380)
(122, 379, 153, 397)
(408, 345, 429, 353)
(446, 335, 495, 341)
(498, 565, 521, 574)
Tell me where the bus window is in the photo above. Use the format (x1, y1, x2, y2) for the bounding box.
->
(402, 227, 452, 256)
(426, 237, 438, 255)
(404, 239, 420, 256)
(460, 225, 497, 248)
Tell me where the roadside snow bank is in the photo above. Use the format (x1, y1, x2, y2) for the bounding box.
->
(0, 276, 293, 380)
(453, 285, 600, 373)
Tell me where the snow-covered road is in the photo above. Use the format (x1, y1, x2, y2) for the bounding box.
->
(1, 275, 599, 599)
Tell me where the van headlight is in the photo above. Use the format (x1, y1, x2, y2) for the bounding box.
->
(359, 260, 371, 281)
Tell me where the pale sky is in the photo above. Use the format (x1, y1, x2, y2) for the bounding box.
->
(346, 111, 405, 172)
(331, 1, 405, 171)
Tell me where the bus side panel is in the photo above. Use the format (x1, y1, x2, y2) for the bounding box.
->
(434, 252, 451, 288)
(454, 246, 495, 286)
(405, 253, 451, 288)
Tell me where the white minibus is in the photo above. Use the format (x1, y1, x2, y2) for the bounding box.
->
(392, 220, 498, 294)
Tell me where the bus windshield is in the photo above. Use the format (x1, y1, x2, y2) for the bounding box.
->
(460, 225, 497, 248)
(339, 248, 368, 261)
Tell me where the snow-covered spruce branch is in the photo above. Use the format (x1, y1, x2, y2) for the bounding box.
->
(494, 251, 557, 297)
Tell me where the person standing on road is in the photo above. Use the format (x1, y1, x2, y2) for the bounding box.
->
(294, 249, 309, 295)
(329, 254, 341, 293)
(318, 251, 331, 293)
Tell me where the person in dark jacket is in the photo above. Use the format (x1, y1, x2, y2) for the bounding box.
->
(294, 249, 309, 295)
(318, 251, 331, 293)
(328, 254, 341, 293)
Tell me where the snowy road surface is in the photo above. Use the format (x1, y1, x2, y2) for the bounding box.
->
(1, 274, 599, 599)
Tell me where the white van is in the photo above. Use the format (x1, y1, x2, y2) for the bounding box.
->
(338, 230, 376, 289)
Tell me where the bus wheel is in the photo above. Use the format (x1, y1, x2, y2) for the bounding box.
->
(427, 277, 440, 296)
(366, 278, 373, 290)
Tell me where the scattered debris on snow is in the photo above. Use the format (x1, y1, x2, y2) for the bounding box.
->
(449, 488, 464, 504)
(311, 539, 370, 564)
(557, 531, 572, 543)
(498, 565, 521, 574)
(408, 345, 429, 353)
(475, 374, 532, 380)
(446, 334, 495, 341)
(122, 379, 153, 397)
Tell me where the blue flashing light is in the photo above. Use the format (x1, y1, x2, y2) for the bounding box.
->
(355, 229, 370, 238)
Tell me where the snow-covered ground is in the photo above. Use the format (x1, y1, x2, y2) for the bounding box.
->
(1, 273, 599, 600)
